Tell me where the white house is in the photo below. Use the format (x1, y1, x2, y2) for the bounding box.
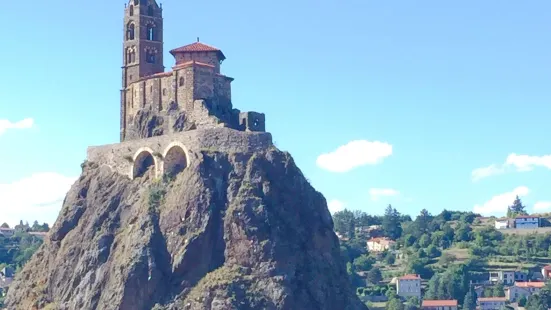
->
(478, 297, 507, 310)
(506, 281, 545, 302)
(494, 219, 509, 230)
(514, 216, 539, 229)
(543, 266, 551, 280)
(367, 237, 396, 252)
(0, 228, 14, 237)
(397, 274, 422, 299)
(489, 271, 515, 285)
(421, 300, 458, 310)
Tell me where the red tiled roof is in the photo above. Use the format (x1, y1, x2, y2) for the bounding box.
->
(400, 274, 421, 280)
(169, 42, 226, 60)
(543, 266, 551, 271)
(478, 297, 507, 302)
(422, 300, 458, 307)
(515, 281, 545, 288)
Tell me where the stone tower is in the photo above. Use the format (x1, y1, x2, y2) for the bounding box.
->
(120, 0, 164, 141)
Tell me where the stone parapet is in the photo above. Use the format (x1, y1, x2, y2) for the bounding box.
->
(87, 128, 272, 179)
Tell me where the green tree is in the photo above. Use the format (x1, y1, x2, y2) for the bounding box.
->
(333, 209, 356, 239)
(507, 195, 528, 218)
(367, 267, 383, 284)
(519, 296, 527, 307)
(353, 255, 374, 271)
(385, 252, 396, 265)
(463, 287, 477, 310)
(386, 297, 405, 310)
(493, 283, 505, 297)
(427, 245, 441, 259)
(0, 223, 9, 229)
(382, 205, 403, 240)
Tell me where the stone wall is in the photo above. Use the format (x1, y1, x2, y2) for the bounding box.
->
(87, 128, 273, 179)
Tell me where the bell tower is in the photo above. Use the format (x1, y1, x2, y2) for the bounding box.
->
(120, 0, 164, 141)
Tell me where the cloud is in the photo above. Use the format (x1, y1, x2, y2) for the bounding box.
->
(534, 201, 551, 212)
(327, 199, 345, 214)
(0, 173, 77, 227)
(316, 140, 392, 173)
(0, 118, 34, 136)
(472, 153, 551, 181)
(473, 186, 529, 215)
(471, 164, 505, 181)
(369, 188, 400, 201)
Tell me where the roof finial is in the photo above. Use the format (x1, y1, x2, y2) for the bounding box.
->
(197, 37, 200, 42)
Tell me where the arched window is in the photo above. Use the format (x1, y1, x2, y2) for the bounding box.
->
(146, 25, 155, 41)
(133, 0, 139, 4)
(179, 77, 184, 87)
(126, 23, 135, 40)
(126, 48, 132, 64)
(148, 5, 154, 16)
(146, 49, 156, 64)
(131, 50, 136, 63)
(129, 5, 134, 16)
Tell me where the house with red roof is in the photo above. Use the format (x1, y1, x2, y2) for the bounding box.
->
(396, 274, 421, 299)
(506, 281, 545, 302)
(421, 300, 458, 310)
(478, 297, 507, 310)
(367, 237, 396, 252)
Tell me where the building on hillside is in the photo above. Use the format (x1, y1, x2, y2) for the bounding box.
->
(335, 232, 349, 242)
(494, 219, 509, 230)
(396, 274, 422, 299)
(515, 271, 528, 282)
(478, 297, 507, 310)
(421, 300, 458, 310)
(506, 281, 545, 302)
(367, 237, 396, 252)
(514, 216, 540, 229)
(542, 266, 551, 280)
(0, 228, 14, 237)
(489, 270, 515, 285)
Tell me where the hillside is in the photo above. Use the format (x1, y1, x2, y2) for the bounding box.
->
(5, 147, 365, 310)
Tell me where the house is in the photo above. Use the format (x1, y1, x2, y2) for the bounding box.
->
(367, 237, 396, 252)
(494, 219, 509, 230)
(506, 281, 545, 302)
(514, 216, 539, 229)
(478, 297, 507, 310)
(515, 271, 528, 282)
(1, 267, 14, 278)
(542, 266, 551, 280)
(0, 228, 14, 237)
(489, 271, 515, 285)
(421, 300, 458, 310)
(396, 274, 422, 299)
(335, 232, 349, 241)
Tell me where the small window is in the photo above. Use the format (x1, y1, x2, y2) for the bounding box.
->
(162, 88, 166, 96)
(126, 23, 135, 40)
(148, 5, 154, 16)
(179, 77, 184, 86)
(147, 26, 155, 40)
(129, 75, 133, 80)
(146, 50, 156, 63)
(150, 86, 152, 92)
(129, 5, 134, 16)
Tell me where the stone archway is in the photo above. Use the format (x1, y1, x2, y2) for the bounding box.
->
(131, 147, 157, 179)
(162, 142, 190, 177)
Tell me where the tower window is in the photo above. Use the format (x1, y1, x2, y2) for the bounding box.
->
(129, 5, 134, 16)
(148, 5, 154, 16)
(147, 25, 156, 41)
(163, 88, 166, 96)
(133, 0, 139, 4)
(179, 77, 185, 87)
(146, 50, 156, 64)
(126, 23, 135, 40)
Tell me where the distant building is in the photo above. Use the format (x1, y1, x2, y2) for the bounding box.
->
(489, 271, 515, 285)
(514, 216, 539, 229)
(542, 266, 551, 280)
(478, 297, 507, 310)
(367, 237, 396, 252)
(421, 300, 458, 310)
(515, 271, 528, 282)
(396, 274, 422, 299)
(494, 219, 509, 230)
(507, 281, 545, 302)
(0, 228, 14, 237)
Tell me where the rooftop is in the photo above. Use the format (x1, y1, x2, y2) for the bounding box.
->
(422, 300, 458, 307)
(169, 42, 226, 60)
(399, 274, 421, 280)
(515, 281, 545, 288)
(515, 215, 540, 219)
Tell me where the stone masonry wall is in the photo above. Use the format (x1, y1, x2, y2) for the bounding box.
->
(87, 128, 273, 179)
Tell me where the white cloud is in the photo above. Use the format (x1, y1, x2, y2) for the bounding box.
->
(0, 173, 77, 227)
(472, 153, 551, 181)
(505, 153, 551, 171)
(316, 140, 392, 173)
(0, 118, 34, 136)
(534, 201, 551, 212)
(471, 164, 505, 182)
(327, 199, 345, 214)
(473, 186, 529, 215)
(369, 188, 400, 201)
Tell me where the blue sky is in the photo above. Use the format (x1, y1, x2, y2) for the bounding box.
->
(1, 0, 551, 226)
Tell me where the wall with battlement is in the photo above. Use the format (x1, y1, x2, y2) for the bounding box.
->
(87, 128, 273, 179)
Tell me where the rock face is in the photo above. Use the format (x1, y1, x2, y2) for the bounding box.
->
(6, 147, 366, 310)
